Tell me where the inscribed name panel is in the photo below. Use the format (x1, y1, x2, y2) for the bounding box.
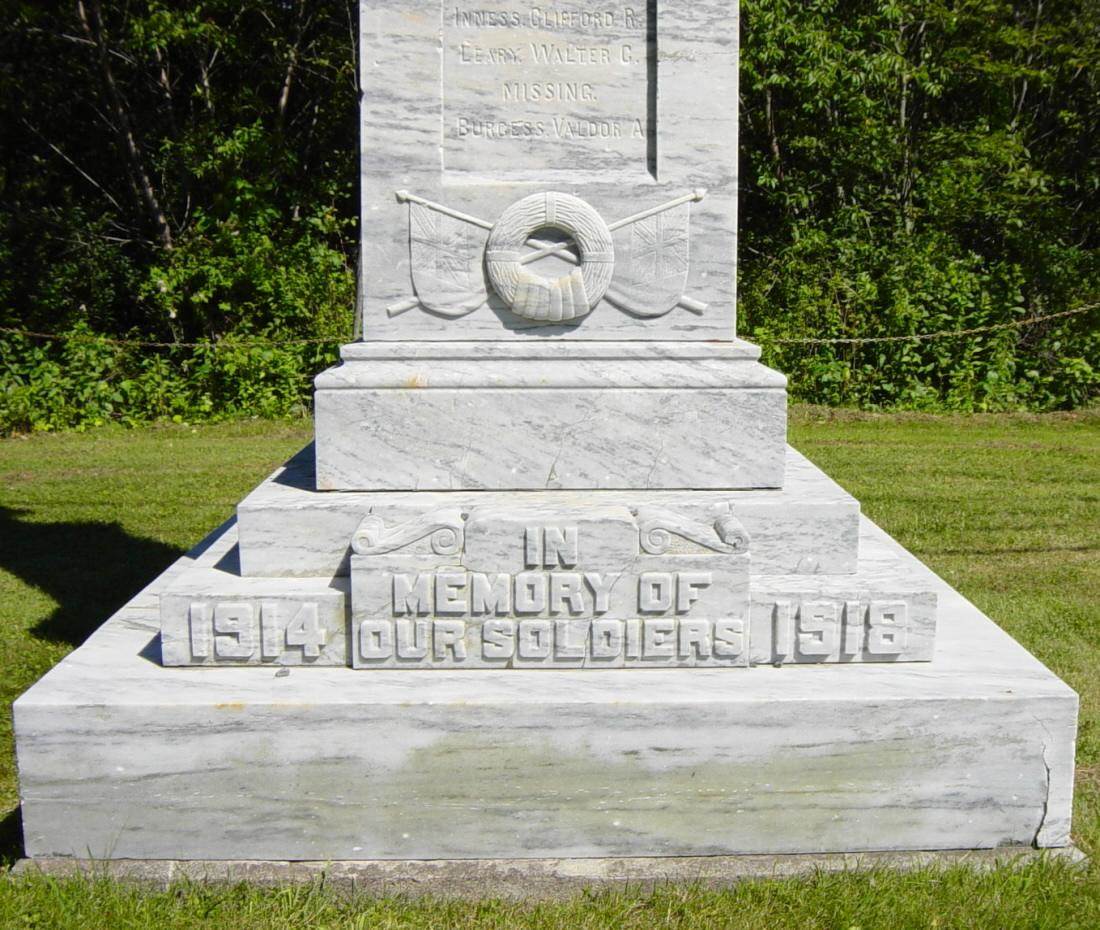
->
(349, 502, 751, 668)
(359, 0, 740, 339)
(443, 2, 650, 178)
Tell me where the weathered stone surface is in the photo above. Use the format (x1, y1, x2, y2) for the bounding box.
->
(9, 0, 1082, 868)
(159, 510, 931, 669)
(13, 847, 1086, 899)
(15, 518, 1075, 860)
(313, 342, 787, 491)
(238, 445, 855, 579)
(159, 509, 930, 669)
(748, 522, 938, 664)
(358, 2, 741, 340)
(322, 2, 780, 490)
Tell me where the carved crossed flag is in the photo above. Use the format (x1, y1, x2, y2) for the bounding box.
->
(388, 191, 708, 320)
(407, 201, 490, 316)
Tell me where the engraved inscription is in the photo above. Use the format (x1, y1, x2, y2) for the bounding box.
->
(355, 615, 746, 664)
(762, 598, 914, 663)
(797, 601, 838, 658)
(184, 600, 336, 664)
(213, 602, 255, 659)
(525, 524, 579, 567)
(388, 568, 716, 619)
(350, 511, 753, 668)
(189, 601, 211, 658)
(284, 603, 327, 658)
(443, 2, 650, 175)
(868, 601, 909, 654)
(772, 599, 793, 662)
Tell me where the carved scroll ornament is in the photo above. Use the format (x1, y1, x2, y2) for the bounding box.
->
(351, 508, 466, 556)
(635, 506, 750, 556)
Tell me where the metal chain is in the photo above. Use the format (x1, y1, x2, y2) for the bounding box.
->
(0, 327, 345, 348)
(765, 305, 1094, 346)
(0, 303, 1093, 349)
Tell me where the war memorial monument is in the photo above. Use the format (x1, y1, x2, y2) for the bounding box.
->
(13, 0, 1079, 886)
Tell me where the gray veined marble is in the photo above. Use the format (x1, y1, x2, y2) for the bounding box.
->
(159, 527, 350, 667)
(238, 444, 860, 579)
(313, 342, 788, 491)
(349, 501, 755, 669)
(359, 0, 740, 339)
(14, 517, 1075, 860)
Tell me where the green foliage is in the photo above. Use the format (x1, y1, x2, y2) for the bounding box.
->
(1, 861, 1099, 930)
(739, 0, 1100, 410)
(0, 0, 355, 432)
(0, 0, 1098, 430)
(0, 324, 340, 433)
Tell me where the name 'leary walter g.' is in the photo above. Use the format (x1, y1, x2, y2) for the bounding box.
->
(458, 42, 637, 66)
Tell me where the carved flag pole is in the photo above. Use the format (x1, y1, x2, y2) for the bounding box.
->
(396, 190, 582, 253)
(514, 189, 706, 266)
(395, 190, 493, 230)
(509, 190, 709, 316)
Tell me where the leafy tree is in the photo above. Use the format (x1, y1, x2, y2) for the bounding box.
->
(739, 0, 1100, 409)
(0, 1, 1097, 431)
(2, 0, 357, 332)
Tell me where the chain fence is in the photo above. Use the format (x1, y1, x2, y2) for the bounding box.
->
(0, 327, 345, 348)
(767, 305, 1094, 346)
(0, 303, 1094, 350)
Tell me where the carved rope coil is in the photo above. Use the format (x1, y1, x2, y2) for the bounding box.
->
(714, 514, 751, 553)
(486, 192, 614, 323)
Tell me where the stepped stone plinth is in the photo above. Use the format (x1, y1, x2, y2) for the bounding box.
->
(14, 0, 1076, 868)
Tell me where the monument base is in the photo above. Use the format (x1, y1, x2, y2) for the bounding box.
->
(14, 519, 1075, 862)
(313, 341, 788, 491)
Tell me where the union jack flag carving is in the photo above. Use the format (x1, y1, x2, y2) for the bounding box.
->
(407, 202, 489, 317)
(604, 203, 693, 319)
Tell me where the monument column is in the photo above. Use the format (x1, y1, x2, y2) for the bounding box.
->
(314, 0, 788, 492)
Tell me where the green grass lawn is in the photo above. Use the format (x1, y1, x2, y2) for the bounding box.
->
(0, 409, 1097, 928)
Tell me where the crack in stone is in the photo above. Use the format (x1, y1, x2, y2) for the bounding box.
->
(545, 406, 599, 488)
(644, 439, 666, 490)
(1029, 713, 1056, 847)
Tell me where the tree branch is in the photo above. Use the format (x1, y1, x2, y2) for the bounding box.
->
(276, 2, 310, 133)
(764, 85, 784, 180)
(21, 118, 125, 215)
(76, 0, 174, 250)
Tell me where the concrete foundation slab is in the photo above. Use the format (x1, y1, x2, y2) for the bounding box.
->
(12, 846, 1086, 900)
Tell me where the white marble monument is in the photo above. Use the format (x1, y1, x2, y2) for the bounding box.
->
(14, 0, 1077, 867)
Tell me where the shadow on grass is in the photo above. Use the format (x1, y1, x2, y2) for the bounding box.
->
(0, 806, 23, 868)
(0, 506, 182, 647)
(923, 544, 1100, 557)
